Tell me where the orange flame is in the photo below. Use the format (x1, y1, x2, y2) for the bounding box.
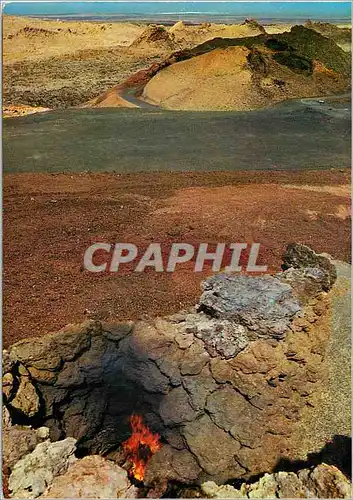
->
(122, 414, 162, 482)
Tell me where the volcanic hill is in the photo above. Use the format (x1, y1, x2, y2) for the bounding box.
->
(130, 24, 181, 52)
(139, 25, 351, 111)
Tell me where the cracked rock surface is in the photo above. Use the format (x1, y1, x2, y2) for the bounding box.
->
(3, 421, 139, 499)
(3, 245, 338, 487)
(42, 455, 138, 499)
(202, 463, 351, 499)
(198, 274, 301, 338)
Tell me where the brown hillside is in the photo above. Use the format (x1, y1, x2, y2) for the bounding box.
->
(141, 27, 351, 111)
(143, 46, 254, 111)
(142, 45, 349, 111)
(86, 25, 350, 112)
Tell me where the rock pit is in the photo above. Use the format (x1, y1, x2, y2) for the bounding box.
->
(3, 244, 345, 497)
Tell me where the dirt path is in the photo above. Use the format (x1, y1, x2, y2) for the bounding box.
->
(3, 170, 350, 348)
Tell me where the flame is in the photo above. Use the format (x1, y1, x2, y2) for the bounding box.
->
(122, 414, 162, 482)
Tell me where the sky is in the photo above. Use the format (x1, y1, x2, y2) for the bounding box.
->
(3, 1, 352, 21)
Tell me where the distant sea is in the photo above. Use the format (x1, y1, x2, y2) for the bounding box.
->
(4, 2, 352, 24)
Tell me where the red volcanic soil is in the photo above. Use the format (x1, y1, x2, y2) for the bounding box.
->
(3, 169, 351, 347)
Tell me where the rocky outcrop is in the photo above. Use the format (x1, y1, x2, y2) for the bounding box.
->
(3, 245, 339, 487)
(183, 313, 249, 358)
(198, 274, 301, 338)
(282, 243, 337, 288)
(202, 463, 351, 499)
(279, 267, 331, 303)
(3, 418, 140, 499)
(8, 438, 77, 498)
(10, 366, 40, 418)
(169, 21, 186, 34)
(42, 455, 138, 498)
(3, 422, 49, 469)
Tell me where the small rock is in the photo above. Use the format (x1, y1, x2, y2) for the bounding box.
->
(247, 472, 281, 498)
(298, 463, 351, 499)
(2, 418, 50, 468)
(282, 243, 337, 288)
(206, 385, 253, 432)
(55, 361, 85, 388)
(180, 341, 210, 375)
(51, 322, 93, 360)
(102, 321, 134, 342)
(182, 414, 242, 479)
(290, 316, 311, 332)
(167, 311, 189, 323)
(10, 374, 40, 417)
(159, 386, 196, 425)
(182, 366, 217, 411)
(39, 385, 68, 418)
(202, 481, 245, 498)
(3, 406, 12, 430)
(10, 338, 62, 371)
(145, 445, 201, 486)
(3, 425, 46, 469)
(18, 363, 30, 376)
(9, 321, 94, 371)
(36, 427, 50, 440)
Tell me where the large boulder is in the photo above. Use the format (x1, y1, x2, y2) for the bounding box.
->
(8, 438, 77, 498)
(42, 455, 138, 498)
(198, 274, 301, 338)
(3, 424, 49, 469)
